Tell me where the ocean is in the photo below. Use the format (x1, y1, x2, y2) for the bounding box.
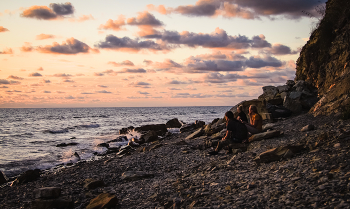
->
(0, 106, 231, 177)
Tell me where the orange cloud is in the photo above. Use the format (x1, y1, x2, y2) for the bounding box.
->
(36, 34, 55, 40)
(0, 26, 9, 32)
(20, 42, 34, 52)
(99, 16, 126, 31)
(21, 5, 57, 20)
(0, 48, 13, 54)
(147, 4, 169, 15)
(108, 60, 135, 67)
(69, 14, 94, 22)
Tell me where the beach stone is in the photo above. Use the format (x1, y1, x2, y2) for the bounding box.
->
(166, 118, 182, 128)
(34, 187, 61, 199)
(135, 124, 167, 135)
(141, 130, 159, 143)
(254, 145, 304, 164)
(186, 128, 204, 140)
(262, 123, 277, 131)
(12, 169, 41, 185)
(0, 171, 7, 185)
(248, 130, 282, 142)
(334, 143, 341, 148)
(120, 171, 154, 181)
(86, 193, 118, 209)
(32, 197, 73, 209)
(301, 124, 315, 132)
(84, 179, 105, 190)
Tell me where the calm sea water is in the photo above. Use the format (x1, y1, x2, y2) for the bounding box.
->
(0, 106, 230, 177)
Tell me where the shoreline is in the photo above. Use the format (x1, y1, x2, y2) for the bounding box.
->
(1, 112, 350, 208)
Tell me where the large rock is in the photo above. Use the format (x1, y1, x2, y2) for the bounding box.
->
(141, 130, 159, 143)
(86, 193, 118, 209)
(295, 0, 350, 116)
(259, 86, 278, 100)
(32, 198, 73, 209)
(254, 145, 305, 164)
(0, 171, 7, 185)
(248, 130, 283, 142)
(134, 124, 167, 135)
(266, 104, 292, 118)
(204, 119, 225, 136)
(120, 171, 154, 181)
(107, 135, 128, 143)
(166, 118, 182, 128)
(283, 96, 303, 114)
(277, 85, 290, 93)
(119, 126, 134, 135)
(34, 187, 61, 199)
(12, 169, 41, 185)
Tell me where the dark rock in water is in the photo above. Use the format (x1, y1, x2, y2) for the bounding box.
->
(56, 142, 78, 147)
(34, 187, 61, 199)
(86, 193, 118, 209)
(166, 118, 182, 128)
(141, 130, 159, 143)
(12, 169, 41, 185)
(120, 171, 154, 181)
(84, 179, 105, 190)
(32, 198, 73, 209)
(0, 171, 8, 185)
(254, 144, 305, 164)
(119, 126, 134, 135)
(70, 137, 76, 139)
(97, 143, 109, 148)
(107, 136, 128, 143)
(195, 120, 205, 128)
(134, 124, 167, 135)
(73, 152, 80, 161)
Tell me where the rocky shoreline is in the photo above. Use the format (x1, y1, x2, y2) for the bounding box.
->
(1, 110, 350, 208)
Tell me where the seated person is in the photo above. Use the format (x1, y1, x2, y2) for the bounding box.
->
(209, 111, 248, 155)
(243, 105, 262, 134)
(236, 105, 248, 123)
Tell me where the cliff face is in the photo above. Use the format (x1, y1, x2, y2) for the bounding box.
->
(295, 0, 350, 115)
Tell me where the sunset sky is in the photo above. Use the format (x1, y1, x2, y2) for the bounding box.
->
(0, 0, 326, 108)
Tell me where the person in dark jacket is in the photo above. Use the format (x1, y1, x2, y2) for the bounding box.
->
(208, 111, 248, 155)
(236, 105, 248, 123)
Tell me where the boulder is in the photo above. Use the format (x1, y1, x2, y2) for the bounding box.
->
(254, 144, 305, 164)
(120, 171, 154, 181)
(0, 171, 7, 185)
(119, 126, 134, 135)
(116, 145, 134, 156)
(286, 80, 295, 87)
(259, 86, 278, 100)
(283, 96, 303, 114)
(277, 85, 290, 93)
(185, 128, 204, 140)
(289, 91, 302, 100)
(84, 179, 105, 190)
(12, 169, 41, 185)
(248, 130, 283, 142)
(34, 187, 61, 199)
(134, 124, 167, 135)
(266, 104, 292, 118)
(204, 119, 225, 136)
(141, 130, 159, 143)
(180, 123, 197, 133)
(32, 198, 73, 209)
(86, 193, 118, 209)
(266, 98, 283, 106)
(128, 139, 140, 147)
(166, 118, 182, 128)
(195, 120, 205, 128)
(97, 143, 109, 148)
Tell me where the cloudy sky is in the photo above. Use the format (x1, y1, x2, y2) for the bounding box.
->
(0, 0, 325, 108)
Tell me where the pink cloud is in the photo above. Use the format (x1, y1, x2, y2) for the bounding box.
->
(0, 26, 9, 32)
(0, 48, 13, 54)
(108, 60, 135, 67)
(36, 34, 55, 40)
(99, 16, 126, 31)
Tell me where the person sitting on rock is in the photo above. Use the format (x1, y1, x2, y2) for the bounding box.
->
(208, 111, 248, 155)
(243, 105, 262, 134)
(236, 105, 248, 123)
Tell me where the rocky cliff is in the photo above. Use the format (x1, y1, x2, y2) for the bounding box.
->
(296, 0, 350, 116)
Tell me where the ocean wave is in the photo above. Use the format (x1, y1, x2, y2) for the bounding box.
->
(43, 129, 69, 134)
